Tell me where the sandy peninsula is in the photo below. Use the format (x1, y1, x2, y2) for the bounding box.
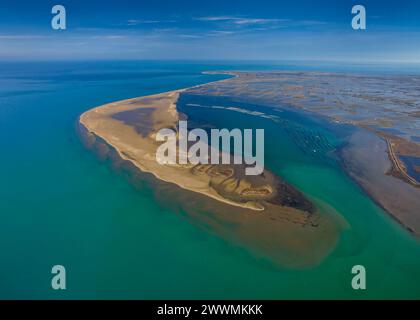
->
(80, 89, 314, 214)
(79, 85, 343, 268)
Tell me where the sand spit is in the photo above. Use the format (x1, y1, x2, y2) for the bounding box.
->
(80, 90, 313, 215)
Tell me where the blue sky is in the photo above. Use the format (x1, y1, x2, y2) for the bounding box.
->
(0, 0, 420, 62)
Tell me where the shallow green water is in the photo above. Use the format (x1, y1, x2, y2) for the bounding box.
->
(0, 61, 419, 299)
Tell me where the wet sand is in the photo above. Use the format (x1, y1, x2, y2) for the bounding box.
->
(339, 129, 420, 236)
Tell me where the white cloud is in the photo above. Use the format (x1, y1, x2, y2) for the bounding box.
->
(195, 16, 288, 25)
(195, 16, 326, 28)
(0, 35, 50, 39)
(127, 19, 176, 26)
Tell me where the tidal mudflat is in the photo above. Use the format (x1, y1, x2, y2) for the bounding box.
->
(188, 71, 420, 235)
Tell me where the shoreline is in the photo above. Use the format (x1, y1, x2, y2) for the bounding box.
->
(337, 128, 420, 237)
(337, 140, 419, 237)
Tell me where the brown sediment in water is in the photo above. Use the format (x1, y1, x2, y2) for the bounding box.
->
(339, 129, 420, 236)
(78, 88, 344, 268)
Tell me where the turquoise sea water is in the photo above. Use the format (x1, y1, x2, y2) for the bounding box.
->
(0, 61, 419, 299)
